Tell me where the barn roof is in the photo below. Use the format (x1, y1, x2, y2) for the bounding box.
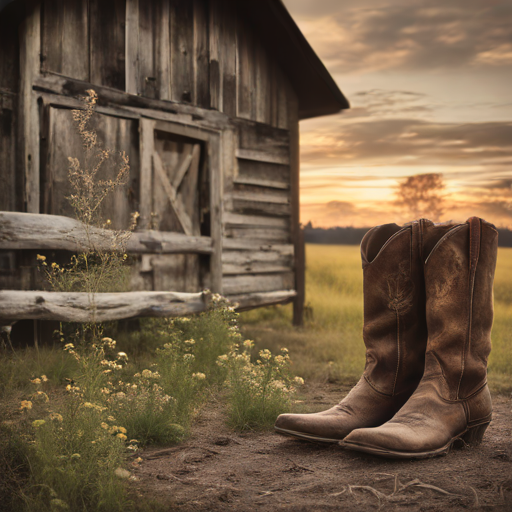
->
(238, 1, 349, 119)
(0, 0, 349, 119)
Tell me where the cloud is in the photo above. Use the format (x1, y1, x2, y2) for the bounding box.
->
(477, 178, 512, 191)
(288, 0, 512, 73)
(300, 114, 512, 167)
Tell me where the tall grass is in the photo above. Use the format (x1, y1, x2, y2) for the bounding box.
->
(241, 244, 512, 393)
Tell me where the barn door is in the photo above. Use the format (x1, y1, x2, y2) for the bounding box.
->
(139, 119, 222, 293)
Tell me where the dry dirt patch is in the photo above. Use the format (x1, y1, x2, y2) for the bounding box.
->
(134, 385, 512, 511)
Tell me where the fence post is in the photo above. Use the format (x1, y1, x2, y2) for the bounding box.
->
(293, 227, 305, 326)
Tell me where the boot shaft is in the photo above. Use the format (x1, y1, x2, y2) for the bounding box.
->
(360, 221, 428, 396)
(422, 217, 498, 400)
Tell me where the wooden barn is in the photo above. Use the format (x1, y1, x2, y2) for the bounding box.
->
(0, 0, 349, 334)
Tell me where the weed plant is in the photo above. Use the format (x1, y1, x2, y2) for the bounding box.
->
(219, 340, 304, 430)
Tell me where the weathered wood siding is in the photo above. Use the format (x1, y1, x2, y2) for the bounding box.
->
(0, 0, 298, 304)
(37, 0, 292, 129)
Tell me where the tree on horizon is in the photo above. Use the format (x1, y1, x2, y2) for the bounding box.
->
(395, 173, 446, 222)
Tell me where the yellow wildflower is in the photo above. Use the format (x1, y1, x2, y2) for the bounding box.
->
(259, 349, 272, 361)
(20, 400, 32, 410)
(30, 378, 41, 385)
(116, 433, 127, 441)
(192, 372, 206, 380)
(117, 352, 128, 361)
(117, 426, 127, 434)
(36, 254, 46, 261)
(41, 375, 48, 382)
(32, 419, 46, 428)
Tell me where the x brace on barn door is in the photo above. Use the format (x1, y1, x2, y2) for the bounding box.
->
(139, 118, 223, 294)
(152, 144, 200, 237)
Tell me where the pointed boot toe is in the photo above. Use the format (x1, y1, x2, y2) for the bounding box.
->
(274, 411, 348, 443)
(341, 382, 492, 459)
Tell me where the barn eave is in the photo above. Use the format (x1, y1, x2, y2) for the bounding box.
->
(237, 0, 350, 119)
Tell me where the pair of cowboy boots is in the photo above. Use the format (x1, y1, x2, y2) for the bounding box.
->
(275, 217, 498, 459)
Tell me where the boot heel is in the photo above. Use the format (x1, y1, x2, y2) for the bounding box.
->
(461, 423, 490, 446)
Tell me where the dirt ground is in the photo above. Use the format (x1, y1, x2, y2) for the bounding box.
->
(134, 385, 512, 511)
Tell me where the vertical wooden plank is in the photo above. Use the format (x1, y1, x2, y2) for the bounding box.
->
(193, 0, 210, 108)
(288, 90, 302, 326)
(220, 0, 237, 118)
(138, 1, 156, 98)
(208, 0, 221, 110)
(125, 0, 139, 95)
(220, 127, 235, 213)
(39, 100, 51, 214)
(0, 6, 20, 93)
(0, 98, 16, 211)
(255, 42, 271, 125)
(139, 118, 155, 229)
(276, 68, 289, 130)
(157, 0, 171, 100)
(235, 19, 253, 120)
(269, 61, 279, 128)
(20, 1, 41, 213)
(293, 227, 305, 326)
(41, 0, 89, 80)
(90, 0, 126, 90)
(210, 133, 223, 294)
(209, 0, 236, 116)
(46, 107, 80, 217)
(170, 0, 194, 104)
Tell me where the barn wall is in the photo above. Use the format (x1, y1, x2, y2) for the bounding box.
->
(37, 0, 292, 129)
(0, 0, 299, 303)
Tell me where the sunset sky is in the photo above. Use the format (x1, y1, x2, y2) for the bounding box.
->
(282, 0, 512, 228)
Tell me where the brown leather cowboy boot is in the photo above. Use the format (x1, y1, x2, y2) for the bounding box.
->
(341, 217, 498, 458)
(274, 220, 428, 442)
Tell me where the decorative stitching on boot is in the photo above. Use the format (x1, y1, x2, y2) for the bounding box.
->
(386, 262, 414, 313)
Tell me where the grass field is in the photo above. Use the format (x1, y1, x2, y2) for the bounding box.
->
(241, 244, 512, 394)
